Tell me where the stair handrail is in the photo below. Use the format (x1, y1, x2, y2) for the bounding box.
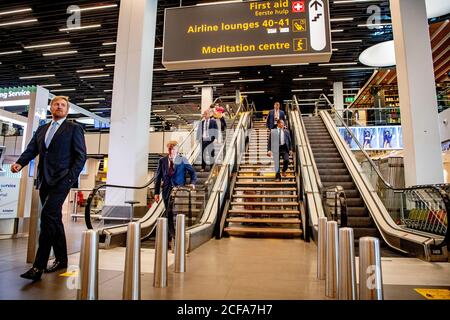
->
(83, 104, 238, 230)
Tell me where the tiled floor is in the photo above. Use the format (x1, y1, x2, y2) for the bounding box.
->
(0, 220, 449, 300)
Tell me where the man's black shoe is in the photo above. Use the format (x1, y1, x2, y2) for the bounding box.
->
(44, 261, 68, 273)
(20, 267, 43, 281)
(275, 173, 281, 181)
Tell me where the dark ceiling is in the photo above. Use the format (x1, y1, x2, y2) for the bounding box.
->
(0, 0, 448, 129)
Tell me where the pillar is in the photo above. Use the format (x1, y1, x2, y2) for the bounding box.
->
(333, 82, 344, 117)
(104, 0, 157, 217)
(390, 0, 444, 186)
(201, 87, 213, 113)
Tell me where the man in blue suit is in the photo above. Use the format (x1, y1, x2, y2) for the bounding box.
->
(197, 109, 218, 171)
(12, 96, 87, 281)
(267, 119, 292, 181)
(266, 102, 286, 129)
(154, 141, 197, 241)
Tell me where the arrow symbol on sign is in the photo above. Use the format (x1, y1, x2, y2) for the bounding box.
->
(310, 0, 323, 10)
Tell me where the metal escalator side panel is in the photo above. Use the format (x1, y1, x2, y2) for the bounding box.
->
(319, 111, 435, 259)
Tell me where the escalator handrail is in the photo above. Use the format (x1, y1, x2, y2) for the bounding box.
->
(316, 94, 450, 193)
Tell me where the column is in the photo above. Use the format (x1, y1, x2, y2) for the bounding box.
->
(104, 0, 157, 217)
(333, 82, 344, 116)
(390, 0, 444, 186)
(201, 86, 213, 113)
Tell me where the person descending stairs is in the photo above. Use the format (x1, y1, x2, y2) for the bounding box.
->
(224, 117, 302, 237)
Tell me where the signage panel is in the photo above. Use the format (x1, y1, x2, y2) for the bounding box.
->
(163, 0, 332, 70)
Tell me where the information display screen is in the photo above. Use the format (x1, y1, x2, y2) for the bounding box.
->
(338, 126, 404, 151)
(163, 0, 332, 70)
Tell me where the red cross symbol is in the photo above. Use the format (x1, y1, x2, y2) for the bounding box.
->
(292, 1, 305, 12)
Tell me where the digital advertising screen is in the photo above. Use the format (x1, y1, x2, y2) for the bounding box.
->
(338, 126, 403, 151)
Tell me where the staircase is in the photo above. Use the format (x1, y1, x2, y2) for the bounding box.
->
(302, 116, 379, 239)
(224, 119, 302, 237)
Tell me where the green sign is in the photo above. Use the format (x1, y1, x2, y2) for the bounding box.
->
(163, 0, 332, 70)
(345, 96, 355, 103)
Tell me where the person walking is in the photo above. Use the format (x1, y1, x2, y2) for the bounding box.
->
(154, 141, 197, 244)
(267, 119, 292, 181)
(197, 109, 218, 172)
(12, 96, 87, 281)
(266, 102, 286, 129)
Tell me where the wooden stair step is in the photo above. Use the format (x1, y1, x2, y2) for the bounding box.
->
(229, 209, 300, 215)
(227, 217, 301, 224)
(236, 181, 296, 185)
(234, 187, 297, 191)
(238, 170, 295, 174)
(237, 175, 296, 179)
(231, 201, 299, 206)
(233, 194, 298, 198)
(225, 227, 302, 235)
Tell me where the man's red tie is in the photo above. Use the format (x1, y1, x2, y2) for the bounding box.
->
(169, 158, 174, 177)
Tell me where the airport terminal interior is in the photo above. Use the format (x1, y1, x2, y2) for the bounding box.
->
(0, 0, 449, 302)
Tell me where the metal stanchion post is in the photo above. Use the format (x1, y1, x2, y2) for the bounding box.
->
(325, 221, 338, 298)
(77, 230, 99, 300)
(174, 214, 186, 273)
(359, 237, 383, 300)
(123, 222, 141, 300)
(338, 228, 356, 300)
(153, 218, 168, 288)
(317, 217, 327, 280)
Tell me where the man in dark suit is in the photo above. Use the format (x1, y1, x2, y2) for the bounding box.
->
(266, 102, 286, 129)
(197, 109, 218, 171)
(267, 119, 292, 181)
(11, 96, 87, 281)
(154, 141, 197, 241)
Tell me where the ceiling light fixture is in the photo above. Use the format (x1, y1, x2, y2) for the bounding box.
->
(153, 68, 167, 71)
(330, 17, 354, 22)
(77, 102, 100, 105)
(0, 8, 32, 16)
(0, 50, 22, 55)
(102, 42, 117, 46)
(51, 88, 76, 92)
(331, 67, 375, 71)
(79, 74, 110, 79)
(240, 91, 265, 94)
(318, 62, 358, 66)
(20, 74, 55, 79)
(84, 98, 105, 101)
(152, 99, 178, 103)
(59, 24, 101, 32)
(292, 89, 323, 92)
(77, 68, 104, 73)
(42, 50, 77, 56)
(0, 19, 37, 27)
(99, 53, 115, 57)
(24, 41, 70, 49)
(39, 84, 61, 87)
(271, 63, 309, 67)
(332, 39, 363, 44)
(230, 79, 264, 83)
(210, 71, 240, 75)
(69, 4, 118, 12)
(164, 81, 203, 86)
(293, 77, 327, 81)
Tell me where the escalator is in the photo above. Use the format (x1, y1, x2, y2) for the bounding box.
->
(288, 96, 449, 261)
(303, 116, 379, 240)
